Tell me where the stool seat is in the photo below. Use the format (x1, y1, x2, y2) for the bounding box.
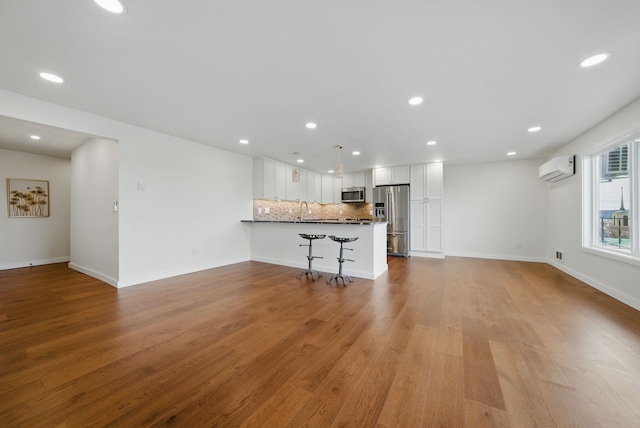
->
(326, 236, 358, 286)
(328, 236, 358, 243)
(297, 234, 326, 281)
(299, 233, 326, 240)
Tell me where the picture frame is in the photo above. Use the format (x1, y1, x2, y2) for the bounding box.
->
(7, 178, 50, 218)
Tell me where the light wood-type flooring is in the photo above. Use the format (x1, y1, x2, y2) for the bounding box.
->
(1, 257, 640, 427)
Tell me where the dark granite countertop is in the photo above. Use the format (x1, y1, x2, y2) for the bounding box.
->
(242, 218, 375, 225)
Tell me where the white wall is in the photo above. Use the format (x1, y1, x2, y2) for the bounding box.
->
(444, 158, 548, 261)
(0, 89, 254, 287)
(547, 98, 640, 311)
(0, 149, 70, 269)
(70, 138, 119, 285)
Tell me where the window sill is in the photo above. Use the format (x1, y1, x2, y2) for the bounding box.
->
(582, 246, 640, 268)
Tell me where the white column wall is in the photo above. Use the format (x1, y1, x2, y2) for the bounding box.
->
(0, 149, 70, 269)
(69, 138, 119, 285)
(444, 158, 548, 261)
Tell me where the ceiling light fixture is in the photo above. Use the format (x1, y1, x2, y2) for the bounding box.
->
(30, 135, 41, 140)
(239, 139, 249, 144)
(408, 96, 423, 106)
(94, 0, 125, 14)
(352, 151, 360, 156)
(527, 126, 541, 133)
(297, 159, 304, 163)
(426, 140, 437, 146)
(434, 159, 442, 163)
(39, 72, 64, 83)
(305, 122, 317, 129)
(507, 152, 517, 156)
(579, 53, 609, 68)
(333, 145, 343, 178)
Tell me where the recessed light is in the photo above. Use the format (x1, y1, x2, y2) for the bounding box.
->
(527, 126, 541, 133)
(352, 151, 360, 156)
(30, 135, 41, 140)
(297, 159, 304, 163)
(39, 72, 64, 83)
(408, 96, 423, 106)
(507, 152, 517, 156)
(328, 170, 334, 173)
(239, 139, 249, 144)
(426, 140, 437, 146)
(434, 159, 442, 163)
(305, 122, 317, 129)
(94, 0, 125, 14)
(579, 53, 608, 68)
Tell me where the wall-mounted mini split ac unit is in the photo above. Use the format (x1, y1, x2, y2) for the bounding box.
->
(538, 155, 575, 182)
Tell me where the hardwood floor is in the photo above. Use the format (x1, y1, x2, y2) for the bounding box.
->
(1, 257, 639, 427)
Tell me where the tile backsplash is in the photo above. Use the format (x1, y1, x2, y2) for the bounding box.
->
(253, 200, 373, 221)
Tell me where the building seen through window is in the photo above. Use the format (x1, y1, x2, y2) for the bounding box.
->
(597, 143, 631, 249)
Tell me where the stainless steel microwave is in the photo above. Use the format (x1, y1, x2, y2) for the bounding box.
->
(341, 187, 365, 203)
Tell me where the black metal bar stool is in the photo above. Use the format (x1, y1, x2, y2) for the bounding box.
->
(297, 234, 326, 281)
(326, 236, 358, 286)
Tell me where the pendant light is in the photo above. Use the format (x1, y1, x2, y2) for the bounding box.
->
(334, 145, 343, 178)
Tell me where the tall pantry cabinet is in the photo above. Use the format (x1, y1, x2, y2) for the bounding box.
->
(410, 162, 444, 257)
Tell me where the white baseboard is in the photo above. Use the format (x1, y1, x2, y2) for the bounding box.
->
(68, 263, 118, 287)
(445, 251, 546, 263)
(548, 259, 640, 312)
(115, 257, 251, 288)
(0, 256, 70, 271)
(410, 251, 445, 259)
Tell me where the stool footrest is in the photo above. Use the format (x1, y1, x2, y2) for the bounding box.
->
(297, 269, 323, 281)
(326, 274, 353, 287)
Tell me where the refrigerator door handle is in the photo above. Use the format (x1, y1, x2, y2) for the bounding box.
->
(386, 190, 392, 225)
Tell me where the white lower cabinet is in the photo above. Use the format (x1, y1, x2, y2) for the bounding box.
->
(411, 200, 443, 254)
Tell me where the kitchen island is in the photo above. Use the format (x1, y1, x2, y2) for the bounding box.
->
(242, 220, 388, 280)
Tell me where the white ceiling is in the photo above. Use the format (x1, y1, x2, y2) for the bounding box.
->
(1, 1, 640, 170)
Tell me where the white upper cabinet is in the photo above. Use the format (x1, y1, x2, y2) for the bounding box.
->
(254, 157, 286, 199)
(333, 175, 343, 202)
(306, 171, 322, 203)
(426, 162, 443, 199)
(341, 172, 366, 189)
(373, 166, 410, 186)
(285, 164, 307, 201)
(341, 173, 354, 189)
(321, 174, 335, 203)
(410, 162, 443, 200)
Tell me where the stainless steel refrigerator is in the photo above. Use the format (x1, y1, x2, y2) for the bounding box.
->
(373, 184, 410, 257)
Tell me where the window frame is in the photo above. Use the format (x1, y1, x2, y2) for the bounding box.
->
(582, 129, 640, 267)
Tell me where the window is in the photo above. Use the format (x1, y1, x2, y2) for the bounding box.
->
(584, 130, 639, 264)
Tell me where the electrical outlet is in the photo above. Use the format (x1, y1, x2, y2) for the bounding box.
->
(265, 207, 270, 214)
(258, 207, 263, 214)
(555, 250, 564, 262)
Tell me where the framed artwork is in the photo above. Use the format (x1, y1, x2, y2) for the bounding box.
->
(7, 178, 50, 218)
